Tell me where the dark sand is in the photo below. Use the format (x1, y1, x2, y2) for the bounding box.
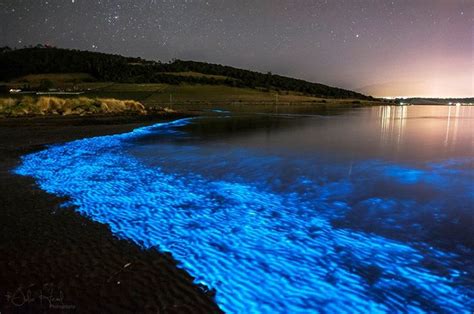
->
(0, 114, 222, 313)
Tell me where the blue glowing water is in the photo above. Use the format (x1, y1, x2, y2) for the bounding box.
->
(15, 106, 474, 313)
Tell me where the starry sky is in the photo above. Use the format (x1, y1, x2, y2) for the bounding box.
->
(0, 0, 472, 97)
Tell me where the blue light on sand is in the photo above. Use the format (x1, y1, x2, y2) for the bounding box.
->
(15, 118, 474, 313)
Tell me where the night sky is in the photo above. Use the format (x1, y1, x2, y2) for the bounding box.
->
(1, 0, 472, 97)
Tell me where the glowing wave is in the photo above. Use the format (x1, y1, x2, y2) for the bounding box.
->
(15, 118, 473, 313)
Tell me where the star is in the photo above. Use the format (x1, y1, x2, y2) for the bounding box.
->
(1, 0, 471, 97)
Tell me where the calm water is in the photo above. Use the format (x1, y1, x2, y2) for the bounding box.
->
(16, 106, 474, 313)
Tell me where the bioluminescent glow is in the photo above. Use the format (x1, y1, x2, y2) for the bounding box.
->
(15, 110, 474, 313)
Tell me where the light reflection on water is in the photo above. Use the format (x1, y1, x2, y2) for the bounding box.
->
(15, 106, 474, 313)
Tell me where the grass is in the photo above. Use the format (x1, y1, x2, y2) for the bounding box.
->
(89, 83, 328, 103)
(135, 84, 379, 113)
(13, 73, 95, 84)
(88, 83, 168, 92)
(1, 73, 384, 115)
(144, 84, 291, 103)
(0, 96, 146, 117)
(163, 71, 231, 80)
(8, 73, 96, 90)
(63, 83, 329, 108)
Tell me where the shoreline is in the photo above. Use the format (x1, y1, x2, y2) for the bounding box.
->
(0, 113, 222, 313)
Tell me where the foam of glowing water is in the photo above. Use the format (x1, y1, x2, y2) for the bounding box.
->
(15, 116, 473, 313)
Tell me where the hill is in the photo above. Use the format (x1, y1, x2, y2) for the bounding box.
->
(0, 46, 370, 100)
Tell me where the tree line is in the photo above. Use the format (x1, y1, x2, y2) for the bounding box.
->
(0, 46, 370, 99)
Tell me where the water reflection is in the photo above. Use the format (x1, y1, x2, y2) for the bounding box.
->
(15, 106, 474, 313)
(447, 105, 461, 149)
(378, 105, 408, 151)
(368, 105, 473, 162)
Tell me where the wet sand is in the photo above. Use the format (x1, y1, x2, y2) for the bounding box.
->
(0, 114, 222, 313)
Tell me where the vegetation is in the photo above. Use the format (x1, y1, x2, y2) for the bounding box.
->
(0, 46, 382, 116)
(0, 46, 370, 100)
(2, 79, 381, 115)
(163, 71, 231, 81)
(0, 96, 146, 117)
(74, 82, 376, 108)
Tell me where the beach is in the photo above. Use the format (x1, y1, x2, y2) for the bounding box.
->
(0, 114, 222, 313)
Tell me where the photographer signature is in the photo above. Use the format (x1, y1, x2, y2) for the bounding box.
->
(5, 286, 75, 310)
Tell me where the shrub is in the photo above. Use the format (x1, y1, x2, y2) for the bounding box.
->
(0, 96, 147, 116)
(0, 98, 16, 111)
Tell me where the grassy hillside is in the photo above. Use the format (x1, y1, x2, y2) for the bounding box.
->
(3, 77, 378, 115)
(5, 70, 382, 111)
(163, 71, 231, 81)
(12, 73, 95, 84)
(84, 83, 378, 113)
(0, 46, 371, 100)
(85, 83, 324, 103)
